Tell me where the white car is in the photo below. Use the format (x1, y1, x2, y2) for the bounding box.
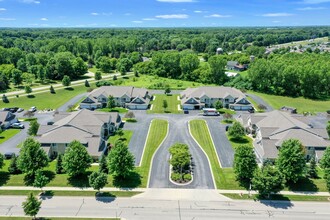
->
(29, 106, 37, 112)
(11, 122, 25, 129)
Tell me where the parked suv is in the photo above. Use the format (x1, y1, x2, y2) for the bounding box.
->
(11, 122, 25, 129)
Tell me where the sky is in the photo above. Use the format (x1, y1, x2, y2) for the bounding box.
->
(0, 0, 330, 27)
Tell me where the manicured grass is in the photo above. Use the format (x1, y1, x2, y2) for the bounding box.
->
(148, 94, 182, 114)
(97, 107, 128, 113)
(0, 83, 96, 110)
(222, 193, 330, 202)
(189, 120, 242, 189)
(108, 130, 133, 146)
(248, 91, 330, 114)
(226, 134, 253, 150)
(246, 96, 265, 112)
(0, 217, 119, 220)
(0, 190, 141, 197)
(136, 119, 168, 187)
(119, 74, 207, 90)
(0, 129, 21, 144)
(218, 108, 236, 115)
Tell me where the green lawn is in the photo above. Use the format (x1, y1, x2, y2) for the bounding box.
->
(189, 120, 242, 189)
(218, 108, 236, 115)
(97, 107, 128, 113)
(148, 94, 182, 114)
(0, 83, 96, 110)
(0, 190, 140, 197)
(108, 130, 133, 146)
(0, 217, 119, 220)
(226, 134, 253, 150)
(119, 74, 207, 90)
(222, 193, 330, 202)
(0, 129, 21, 144)
(248, 91, 330, 114)
(136, 119, 168, 187)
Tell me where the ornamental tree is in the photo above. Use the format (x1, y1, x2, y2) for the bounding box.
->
(234, 144, 257, 184)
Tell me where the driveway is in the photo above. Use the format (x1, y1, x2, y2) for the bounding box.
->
(205, 118, 234, 167)
(247, 93, 273, 112)
(57, 92, 87, 112)
(148, 115, 215, 189)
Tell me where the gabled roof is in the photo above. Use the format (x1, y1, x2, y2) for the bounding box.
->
(180, 86, 246, 99)
(227, 61, 239, 67)
(88, 86, 149, 99)
(0, 111, 15, 123)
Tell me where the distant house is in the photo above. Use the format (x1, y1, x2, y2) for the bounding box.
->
(80, 86, 152, 110)
(36, 109, 121, 159)
(226, 61, 248, 71)
(0, 111, 18, 129)
(180, 86, 253, 111)
(245, 110, 330, 162)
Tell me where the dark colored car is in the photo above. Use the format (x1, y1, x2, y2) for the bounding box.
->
(184, 110, 189, 114)
(9, 107, 19, 113)
(4, 152, 15, 159)
(225, 125, 231, 131)
(248, 108, 255, 113)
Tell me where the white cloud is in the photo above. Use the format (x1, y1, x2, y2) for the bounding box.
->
(0, 18, 16, 21)
(296, 6, 326, 10)
(0, 8, 6, 11)
(40, 17, 48, 21)
(157, 0, 196, 2)
(302, 0, 330, 4)
(21, 0, 40, 4)
(143, 18, 157, 21)
(155, 14, 188, 19)
(132, 20, 143, 23)
(91, 12, 99, 16)
(205, 14, 232, 18)
(262, 13, 293, 17)
(194, 10, 202, 13)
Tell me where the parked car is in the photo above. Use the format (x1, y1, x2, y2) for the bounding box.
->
(248, 108, 255, 113)
(225, 125, 231, 131)
(8, 107, 19, 113)
(4, 152, 15, 159)
(184, 110, 189, 114)
(29, 106, 37, 112)
(17, 108, 24, 113)
(11, 122, 25, 129)
(1, 108, 10, 111)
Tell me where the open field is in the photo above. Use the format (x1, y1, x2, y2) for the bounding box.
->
(249, 91, 330, 113)
(0, 129, 21, 144)
(270, 37, 328, 48)
(117, 74, 207, 90)
(136, 119, 168, 187)
(0, 83, 95, 110)
(189, 120, 242, 189)
(148, 94, 182, 114)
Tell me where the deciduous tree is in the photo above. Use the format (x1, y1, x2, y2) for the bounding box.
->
(22, 192, 41, 219)
(62, 140, 92, 177)
(107, 95, 116, 109)
(321, 147, 330, 169)
(62, 75, 71, 87)
(108, 140, 134, 179)
(33, 170, 49, 193)
(89, 171, 108, 192)
(234, 145, 257, 184)
(228, 121, 245, 140)
(276, 139, 306, 183)
(28, 120, 40, 136)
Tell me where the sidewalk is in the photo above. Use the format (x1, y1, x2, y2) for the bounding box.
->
(0, 186, 329, 197)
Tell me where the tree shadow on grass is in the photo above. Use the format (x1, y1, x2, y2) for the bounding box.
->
(258, 194, 293, 209)
(112, 171, 141, 188)
(0, 171, 10, 186)
(42, 170, 55, 183)
(27, 95, 35, 98)
(229, 137, 249, 144)
(65, 87, 74, 91)
(67, 171, 92, 188)
(286, 177, 319, 192)
(23, 173, 34, 186)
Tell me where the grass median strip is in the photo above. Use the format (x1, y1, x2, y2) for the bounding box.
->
(0, 129, 21, 144)
(136, 119, 168, 187)
(222, 193, 330, 202)
(189, 120, 241, 190)
(0, 190, 141, 197)
(148, 94, 182, 114)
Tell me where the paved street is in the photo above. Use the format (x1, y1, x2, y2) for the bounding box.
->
(148, 117, 215, 189)
(247, 93, 273, 112)
(1, 193, 330, 220)
(205, 117, 235, 167)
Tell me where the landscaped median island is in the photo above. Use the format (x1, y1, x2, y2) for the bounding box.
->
(0, 129, 21, 144)
(169, 143, 192, 184)
(136, 119, 168, 187)
(189, 120, 241, 190)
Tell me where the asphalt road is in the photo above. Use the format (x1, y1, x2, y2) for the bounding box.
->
(1, 195, 330, 220)
(148, 115, 215, 189)
(205, 117, 235, 168)
(247, 93, 274, 112)
(57, 92, 87, 112)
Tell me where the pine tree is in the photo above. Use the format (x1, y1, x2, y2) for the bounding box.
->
(8, 154, 21, 174)
(55, 154, 64, 174)
(22, 192, 42, 219)
(50, 85, 55, 94)
(99, 154, 109, 174)
(308, 153, 318, 178)
(85, 79, 90, 87)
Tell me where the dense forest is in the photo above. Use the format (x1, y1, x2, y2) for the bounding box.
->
(0, 27, 330, 99)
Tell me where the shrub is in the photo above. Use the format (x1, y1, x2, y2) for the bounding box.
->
(124, 111, 135, 119)
(125, 118, 137, 123)
(171, 173, 181, 182)
(183, 173, 192, 181)
(96, 80, 112, 87)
